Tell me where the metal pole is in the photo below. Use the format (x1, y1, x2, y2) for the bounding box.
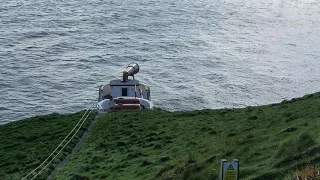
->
(220, 159, 227, 180)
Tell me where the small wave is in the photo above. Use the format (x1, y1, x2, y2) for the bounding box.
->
(88, 55, 103, 59)
(23, 31, 50, 39)
(0, 107, 10, 111)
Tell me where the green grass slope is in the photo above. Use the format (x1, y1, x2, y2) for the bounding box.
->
(54, 93, 320, 180)
(0, 111, 96, 180)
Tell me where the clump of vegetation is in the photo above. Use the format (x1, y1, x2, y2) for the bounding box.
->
(295, 167, 320, 179)
(276, 132, 316, 159)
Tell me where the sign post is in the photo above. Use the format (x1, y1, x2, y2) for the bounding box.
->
(220, 159, 239, 180)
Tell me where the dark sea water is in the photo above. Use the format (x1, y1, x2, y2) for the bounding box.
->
(1, 0, 320, 124)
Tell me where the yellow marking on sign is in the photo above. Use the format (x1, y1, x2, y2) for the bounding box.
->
(225, 164, 236, 180)
(227, 164, 235, 170)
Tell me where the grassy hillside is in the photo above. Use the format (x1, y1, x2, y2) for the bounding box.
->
(52, 93, 320, 180)
(0, 111, 96, 180)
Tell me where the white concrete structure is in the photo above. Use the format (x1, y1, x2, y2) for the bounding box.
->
(97, 63, 153, 113)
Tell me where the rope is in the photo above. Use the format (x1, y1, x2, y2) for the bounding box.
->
(21, 109, 90, 180)
(30, 109, 94, 180)
(21, 103, 97, 180)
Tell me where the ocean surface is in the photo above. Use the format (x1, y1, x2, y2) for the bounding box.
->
(1, 0, 320, 124)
